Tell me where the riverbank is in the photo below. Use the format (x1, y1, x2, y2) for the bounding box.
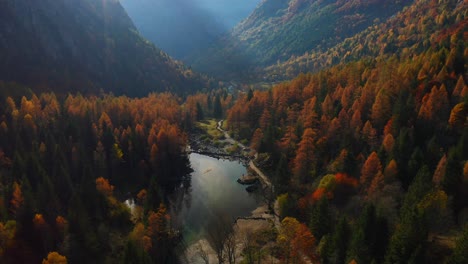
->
(184, 204, 279, 264)
(188, 120, 252, 166)
(184, 119, 281, 263)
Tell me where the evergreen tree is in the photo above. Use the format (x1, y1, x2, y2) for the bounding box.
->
(196, 102, 204, 121)
(310, 197, 331, 240)
(213, 94, 222, 119)
(332, 217, 351, 264)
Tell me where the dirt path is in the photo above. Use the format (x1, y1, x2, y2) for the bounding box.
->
(217, 120, 279, 226)
(216, 120, 246, 148)
(217, 120, 272, 187)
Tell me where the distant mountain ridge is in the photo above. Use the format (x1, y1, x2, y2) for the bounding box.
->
(120, 0, 261, 60)
(188, 0, 410, 79)
(0, 0, 207, 96)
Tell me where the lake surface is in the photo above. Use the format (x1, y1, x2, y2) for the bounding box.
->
(170, 153, 261, 244)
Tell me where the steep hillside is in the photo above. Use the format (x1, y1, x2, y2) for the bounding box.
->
(0, 0, 207, 96)
(225, 0, 467, 262)
(266, 0, 468, 80)
(190, 0, 409, 79)
(120, 0, 261, 60)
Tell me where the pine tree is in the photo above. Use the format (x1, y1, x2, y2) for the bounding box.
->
(332, 217, 351, 264)
(213, 94, 222, 119)
(310, 197, 331, 240)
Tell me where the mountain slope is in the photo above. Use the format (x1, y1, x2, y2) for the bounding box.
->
(0, 0, 206, 96)
(266, 0, 468, 80)
(225, 0, 467, 262)
(120, 0, 261, 60)
(190, 0, 409, 79)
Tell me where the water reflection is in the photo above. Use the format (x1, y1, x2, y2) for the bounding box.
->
(169, 153, 260, 244)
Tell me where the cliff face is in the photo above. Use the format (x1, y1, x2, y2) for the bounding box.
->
(0, 0, 204, 96)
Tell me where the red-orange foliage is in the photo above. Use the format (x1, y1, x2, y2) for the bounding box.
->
(278, 217, 317, 263)
(292, 223, 317, 261)
(368, 171, 385, 199)
(42, 252, 67, 264)
(335, 173, 359, 187)
(147, 203, 170, 240)
(384, 159, 398, 180)
(321, 94, 334, 117)
(382, 133, 395, 154)
(350, 110, 363, 137)
(293, 128, 316, 184)
(383, 118, 394, 136)
(418, 85, 449, 121)
(300, 97, 318, 128)
(448, 103, 467, 129)
(371, 89, 392, 127)
(312, 188, 333, 201)
(433, 154, 447, 186)
(360, 152, 382, 187)
(33, 214, 46, 229)
(10, 182, 23, 216)
(137, 189, 147, 204)
(452, 76, 467, 98)
(362, 121, 378, 148)
(55, 216, 67, 234)
(259, 109, 272, 130)
(95, 177, 114, 197)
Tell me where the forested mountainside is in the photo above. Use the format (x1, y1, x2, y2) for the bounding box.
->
(222, 0, 468, 262)
(0, 88, 196, 263)
(1, 0, 467, 263)
(189, 0, 409, 79)
(120, 0, 261, 60)
(0, 0, 209, 96)
(266, 0, 468, 80)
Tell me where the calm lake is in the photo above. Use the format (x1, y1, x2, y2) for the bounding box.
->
(171, 153, 261, 244)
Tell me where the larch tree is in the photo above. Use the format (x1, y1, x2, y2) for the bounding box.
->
(293, 128, 317, 185)
(384, 159, 398, 180)
(360, 152, 382, 188)
(452, 75, 467, 99)
(361, 121, 378, 150)
(42, 252, 67, 264)
(278, 217, 316, 263)
(321, 94, 334, 117)
(250, 128, 264, 152)
(95, 177, 114, 197)
(448, 103, 467, 130)
(418, 85, 449, 123)
(371, 89, 393, 129)
(382, 133, 395, 155)
(10, 182, 23, 216)
(433, 154, 447, 187)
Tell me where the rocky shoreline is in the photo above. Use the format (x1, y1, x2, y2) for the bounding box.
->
(187, 124, 259, 190)
(184, 120, 281, 263)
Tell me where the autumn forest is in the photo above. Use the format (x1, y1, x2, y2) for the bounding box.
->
(0, 0, 467, 263)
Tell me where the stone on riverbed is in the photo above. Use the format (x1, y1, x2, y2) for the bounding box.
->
(237, 175, 259, 185)
(246, 184, 259, 192)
